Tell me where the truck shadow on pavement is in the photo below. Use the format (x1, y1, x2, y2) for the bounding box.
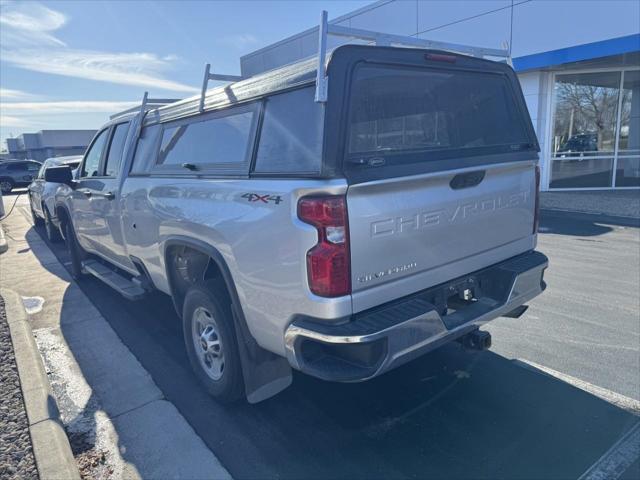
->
(539, 209, 639, 237)
(26, 220, 639, 480)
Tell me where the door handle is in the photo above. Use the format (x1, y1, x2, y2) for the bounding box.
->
(79, 189, 92, 197)
(103, 191, 115, 200)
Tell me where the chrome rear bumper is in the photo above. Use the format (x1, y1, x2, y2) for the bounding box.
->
(284, 250, 548, 382)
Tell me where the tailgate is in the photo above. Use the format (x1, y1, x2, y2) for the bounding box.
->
(348, 161, 536, 294)
(338, 53, 540, 311)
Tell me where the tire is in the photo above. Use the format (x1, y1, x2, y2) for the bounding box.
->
(30, 199, 44, 227)
(0, 179, 13, 194)
(63, 219, 86, 279)
(44, 207, 62, 242)
(182, 279, 244, 403)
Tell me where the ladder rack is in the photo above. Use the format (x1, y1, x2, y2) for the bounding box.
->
(119, 91, 178, 179)
(314, 10, 510, 102)
(110, 93, 179, 121)
(194, 9, 511, 109)
(132, 92, 180, 138)
(134, 91, 149, 138)
(199, 63, 244, 112)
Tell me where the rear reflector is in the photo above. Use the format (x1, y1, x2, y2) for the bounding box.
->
(298, 196, 351, 297)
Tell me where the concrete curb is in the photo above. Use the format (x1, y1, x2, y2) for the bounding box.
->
(1, 288, 80, 480)
(0, 223, 7, 254)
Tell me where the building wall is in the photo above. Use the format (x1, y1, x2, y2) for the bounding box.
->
(5, 129, 96, 161)
(241, 0, 640, 77)
(39, 130, 97, 148)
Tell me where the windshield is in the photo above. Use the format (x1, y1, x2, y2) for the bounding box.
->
(348, 65, 533, 161)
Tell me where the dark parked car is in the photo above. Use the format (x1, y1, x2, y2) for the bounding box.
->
(558, 133, 598, 155)
(0, 160, 42, 193)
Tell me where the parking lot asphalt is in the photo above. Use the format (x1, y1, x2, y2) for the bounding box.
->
(4, 191, 639, 479)
(487, 210, 640, 402)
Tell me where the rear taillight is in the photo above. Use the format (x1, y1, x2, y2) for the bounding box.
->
(298, 195, 351, 297)
(424, 53, 457, 63)
(533, 165, 541, 234)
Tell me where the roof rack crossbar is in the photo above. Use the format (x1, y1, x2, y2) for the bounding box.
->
(199, 63, 245, 112)
(314, 9, 510, 103)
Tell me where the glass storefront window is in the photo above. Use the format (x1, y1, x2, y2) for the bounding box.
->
(550, 158, 614, 189)
(550, 69, 640, 189)
(616, 70, 640, 187)
(552, 71, 621, 159)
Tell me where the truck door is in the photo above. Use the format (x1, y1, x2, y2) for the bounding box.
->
(73, 128, 110, 253)
(89, 121, 133, 270)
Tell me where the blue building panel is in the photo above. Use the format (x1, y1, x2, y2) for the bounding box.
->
(513, 34, 640, 72)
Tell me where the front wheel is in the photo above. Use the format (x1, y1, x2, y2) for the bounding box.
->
(63, 219, 86, 279)
(182, 279, 244, 403)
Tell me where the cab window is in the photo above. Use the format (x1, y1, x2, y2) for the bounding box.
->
(104, 122, 130, 177)
(81, 129, 109, 178)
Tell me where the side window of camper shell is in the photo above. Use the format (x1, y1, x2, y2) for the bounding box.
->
(253, 87, 323, 175)
(154, 104, 258, 175)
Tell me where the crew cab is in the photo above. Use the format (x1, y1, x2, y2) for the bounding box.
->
(48, 43, 548, 403)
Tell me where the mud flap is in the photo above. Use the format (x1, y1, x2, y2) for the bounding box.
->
(231, 303, 292, 403)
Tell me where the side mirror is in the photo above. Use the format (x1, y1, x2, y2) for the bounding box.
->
(44, 165, 73, 185)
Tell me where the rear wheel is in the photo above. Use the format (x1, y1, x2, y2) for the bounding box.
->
(63, 219, 86, 279)
(0, 179, 13, 194)
(182, 279, 244, 403)
(44, 207, 62, 242)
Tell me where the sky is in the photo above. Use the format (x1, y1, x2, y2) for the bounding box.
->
(2, 0, 638, 150)
(0, 0, 370, 148)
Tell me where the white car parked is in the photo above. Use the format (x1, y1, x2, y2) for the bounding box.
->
(28, 155, 82, 241)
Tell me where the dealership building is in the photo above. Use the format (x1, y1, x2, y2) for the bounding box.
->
(5, 130, 97, 162)
(241, 0, 640, 191)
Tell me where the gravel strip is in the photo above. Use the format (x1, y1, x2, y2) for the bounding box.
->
(0, 295, 38, 480)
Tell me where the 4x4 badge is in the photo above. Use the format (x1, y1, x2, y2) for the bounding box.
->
(241, 193, 283, 205)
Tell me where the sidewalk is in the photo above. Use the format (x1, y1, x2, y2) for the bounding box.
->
(541, 190, 640, 219)
(0, 196, 231, 480)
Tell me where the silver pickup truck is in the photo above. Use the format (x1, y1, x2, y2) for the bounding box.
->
(47, 44, 548, 403)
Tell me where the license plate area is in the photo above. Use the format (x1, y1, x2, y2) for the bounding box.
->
(417, 267, 512, 330)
